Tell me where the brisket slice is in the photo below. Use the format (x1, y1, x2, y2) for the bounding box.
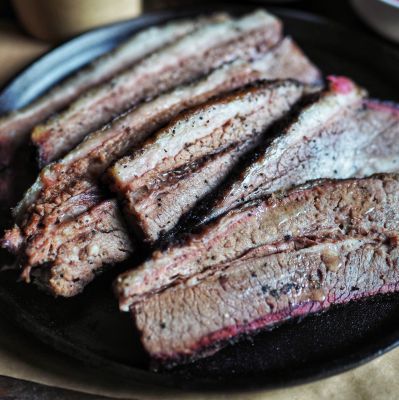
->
(32, 10, 282, 165)
(25, 199, 132, 297)
(29, 200, 134, 297)
(122, 147, 243, 242)
(109, 80, 310, 242)
(14, 37, 320, 224)
(116, 174, 399, 310)
(134, 236, 399, 364)
(205, 76, 399, 221)
(0, 16, 211, 167)
(1, 37, 318, 296)
(354, 100, 399, 175)
(1, 179, 134, 296)
(0, 179, 103, 278)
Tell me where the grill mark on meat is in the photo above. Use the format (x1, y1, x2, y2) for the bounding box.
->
(23, 200, 133, 296)
(0, 16, 214, 168)
(204, 76, 399, 221)
(109, 80, 310, 242)
(32, 10, 282, 165)
(134, 236, 399, 364)
(116, 174, 399, 310)
(14, 37, 320, 223)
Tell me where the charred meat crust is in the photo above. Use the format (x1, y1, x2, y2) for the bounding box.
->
(122, 146, 244, 244)
(109, 79, 306, 191)
(17, 179, 103, 244)
(175, 88, 324, 231)
(24, 199, 134, 297)
(203, 77, 367, 221)
(2, 176, 135, 297)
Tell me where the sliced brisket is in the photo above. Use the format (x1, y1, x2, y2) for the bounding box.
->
(116, 174, 399, 310)
(3, 32, 318, 297)
(14, 37, 319, 224)
(2, 177, 134, 296)
(205, 77, 399, 221)
(122, 147, 243, 242)
(0, 16, 211, 167)
(5, 36, 319, 278)
(109, 80, 310, 242)
(134, 235, 399, 364)
(7, 179, 103, 249)
(32, 10, 282, 165)
(25, 199, 133, 296)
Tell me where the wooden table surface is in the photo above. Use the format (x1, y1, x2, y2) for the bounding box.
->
(0, 1, 398, 399)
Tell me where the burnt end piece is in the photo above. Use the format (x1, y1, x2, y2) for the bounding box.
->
(14, 179, 103, 251)
(2, 179, 104, 272)
(2, 178, 134, 296)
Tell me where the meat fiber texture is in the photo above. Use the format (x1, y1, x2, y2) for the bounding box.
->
(31, 10, 282, 165)
(15, 37, 320, 225)
(117, 174, 399, 310)
(2, 181, 134, 296)
(135, 238, 399, 365)
(1, 35, 319, 296)
(115, 76, 399, 309)
(7, 9, 289, 259)
(0, 15, 217, 167)
(108, 80, 310, 243)
(1, 9, 314, 297)
(205, 76, 399, 221)
(28, 200, 134, 297)
(131, 174, 399, 363)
